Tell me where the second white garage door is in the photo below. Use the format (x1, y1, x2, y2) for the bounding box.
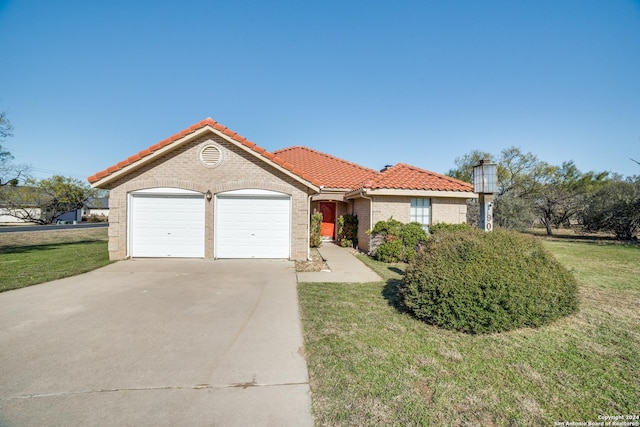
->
(215, 190, 291, 258)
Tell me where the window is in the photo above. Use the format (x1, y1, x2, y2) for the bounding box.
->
(410, 198, 431, 230)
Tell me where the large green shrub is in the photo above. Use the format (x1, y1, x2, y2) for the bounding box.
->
(400, 222, 428, 262)
(337, 214, 358, 248)
(310, 212, 323, 248)
(401, 229, 578, 334)
(370, 218, 428, 262)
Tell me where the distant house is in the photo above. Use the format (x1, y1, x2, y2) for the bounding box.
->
(0, 207, 42, 224)
(55, 209, 82, 224)
(82, 197, 109, 219)
(0, 187, 104, 224)
(89, 118, 476, 261)
(0, 186, 42, 224)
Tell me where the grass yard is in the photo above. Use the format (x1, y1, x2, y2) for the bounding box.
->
(298, 240, 640, 426)
(0, 227, 110, 292)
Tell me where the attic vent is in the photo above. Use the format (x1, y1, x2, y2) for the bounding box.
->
(199, 143, 223, 168)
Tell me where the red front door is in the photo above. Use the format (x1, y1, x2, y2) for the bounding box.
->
(319, 202, 336, 238)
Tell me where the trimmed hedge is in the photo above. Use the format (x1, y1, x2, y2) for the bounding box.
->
(401, 229, 578, 334)
(337, 214, 358, 248)
(370, 218, 428, 262)
(429, 222, 473, 234)
(310, 212, 323, 248)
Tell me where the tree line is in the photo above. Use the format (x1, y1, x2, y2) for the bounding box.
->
(447, 147, 640, 240)
(2, 110, 639, 237)
(1, 112, 97, 224)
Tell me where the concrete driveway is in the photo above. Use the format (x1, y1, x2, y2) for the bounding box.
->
(0, 259, 313, 427)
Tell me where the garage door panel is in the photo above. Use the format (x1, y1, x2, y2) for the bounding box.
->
(216, 195, 290, 259)
(131, 194, 205, 258)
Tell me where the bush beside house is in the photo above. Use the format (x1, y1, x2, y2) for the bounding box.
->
(310, 212, 323, 248)
(428, 222, 473, 235)
(401, 228, 579, 334)
(369, 218, 428, 262)
(337, 214, 358, 248)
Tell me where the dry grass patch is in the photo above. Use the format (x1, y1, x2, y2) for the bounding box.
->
(0, 227, 107, 247)
(295, 247, 330, 272)
(0, 227, 109, 292)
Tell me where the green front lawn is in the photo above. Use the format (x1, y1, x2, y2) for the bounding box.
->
(0, 228, 110, 292)
(298, 240, 640, 426)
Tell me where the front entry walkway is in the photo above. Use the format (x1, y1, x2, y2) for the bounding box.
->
(297, 243, 382, 283)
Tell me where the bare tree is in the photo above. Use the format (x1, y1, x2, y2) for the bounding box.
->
(0, 111, 12, 140)
(0, 111, 29, 187)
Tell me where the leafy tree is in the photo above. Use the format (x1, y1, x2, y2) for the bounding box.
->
(448, 146, 543, 230)
(532, 161, 609, 235)
(448, 146, 543, 195)
(581, 176, 640, 240)
(449, 147, 609, 234)
(493, 193, 537, 230)
(497, 147, 545, 196)
(447, 150, 492, 183)
(1, 175, 97, 224)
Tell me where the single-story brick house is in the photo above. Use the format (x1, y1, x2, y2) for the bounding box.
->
(89, 118, 475, 260)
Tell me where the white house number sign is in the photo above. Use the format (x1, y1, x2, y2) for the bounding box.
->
(483, 201, 494, 232)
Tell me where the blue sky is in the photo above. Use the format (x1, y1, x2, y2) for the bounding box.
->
(1, 0, 639, 182)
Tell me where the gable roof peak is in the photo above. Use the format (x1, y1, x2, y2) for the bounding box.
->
(88, 118, 321, 189)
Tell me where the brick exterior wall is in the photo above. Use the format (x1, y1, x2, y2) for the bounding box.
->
(336, 202, 349, 221)
(372, 196, 411, 224)
(354, 195, 470, 252)
(432, 197, 468, 224)
(352, 198, 372, 251)
(104, 132, 312, 261)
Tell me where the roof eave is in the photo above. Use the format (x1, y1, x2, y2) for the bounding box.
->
(90, 126, 213, 189)
(351, 188, 477, 198)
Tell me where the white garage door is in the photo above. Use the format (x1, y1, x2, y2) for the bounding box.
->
(130, 190, 205, 258)
(216, 190, 291, 258)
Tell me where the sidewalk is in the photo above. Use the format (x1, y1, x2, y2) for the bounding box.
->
(297, 243, 382, 283)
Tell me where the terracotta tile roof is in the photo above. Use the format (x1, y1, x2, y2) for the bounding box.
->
(363, 163, 474, 192)
(88, 118, 321, 187)
(88, 118, 473, 194)
(273, 146, 379, 189)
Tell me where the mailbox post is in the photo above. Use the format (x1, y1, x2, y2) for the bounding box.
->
(473, 159, 498, 232)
